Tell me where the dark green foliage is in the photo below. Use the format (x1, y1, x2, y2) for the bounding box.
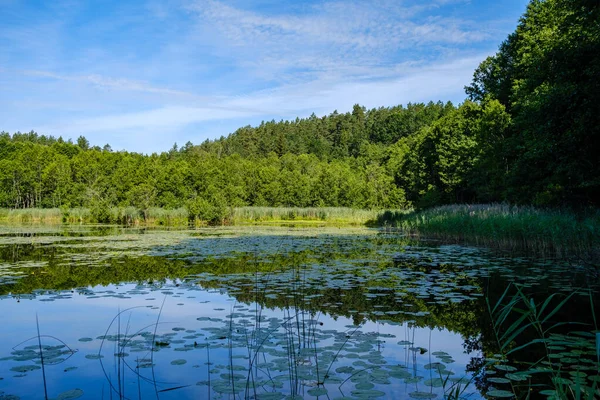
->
(186, 192, 230, 225)
(89, 199, 111, 224)
(198, 101, 452, 159)
(466, 0, 600, 206)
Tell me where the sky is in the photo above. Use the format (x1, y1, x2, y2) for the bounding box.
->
(1, 0, 529, 153)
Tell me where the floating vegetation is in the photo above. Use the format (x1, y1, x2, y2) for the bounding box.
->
(0, 226, 597, 399)
(56, 388, 84, 399)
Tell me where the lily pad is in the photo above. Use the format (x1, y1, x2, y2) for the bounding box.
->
(487, 390, 514, 398)
(409, 392, 437, 399)
(57, 389, 84, 400)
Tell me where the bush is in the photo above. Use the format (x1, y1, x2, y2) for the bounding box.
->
(186, 195, 231, 225)
(89, 199, 111, 223)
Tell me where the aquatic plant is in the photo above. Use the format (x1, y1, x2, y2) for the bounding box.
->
(0, 208, 63, 224)
(231, 206, 381, 226)
(1, 226, 597, 399)
(377, 204, 600, 260)
(486, 283, 600, 399)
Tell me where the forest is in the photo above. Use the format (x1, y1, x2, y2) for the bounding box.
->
(1, 0, 598, 221)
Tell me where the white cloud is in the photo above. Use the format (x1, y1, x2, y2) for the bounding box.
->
(189, 0, 488, 51)
(37, 54, 483, 152)
(180, 0, 490, 91)
(21, 70, 203, 98)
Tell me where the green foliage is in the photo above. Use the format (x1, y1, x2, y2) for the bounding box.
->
(89, 197, 111, 224)
(466, 0, 600, 206)
(393, 101, 502, 207)
(186, 193, 231, 225)
(0, 129, 413, 212)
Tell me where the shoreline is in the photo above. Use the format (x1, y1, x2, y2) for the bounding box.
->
(1, 204, 598, 262)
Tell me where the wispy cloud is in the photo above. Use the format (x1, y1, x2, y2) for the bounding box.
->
(37, 54, 484, 153)
(1, 0, 527, 152)
(19, 69, 204, 98)
(180, 0, 492, 91)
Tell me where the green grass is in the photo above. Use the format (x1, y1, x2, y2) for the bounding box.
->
(376, 204, 600, 259)
(0, 206, 380, 227)
(0, 208, 63, 224)
(230, 206, 381, 226)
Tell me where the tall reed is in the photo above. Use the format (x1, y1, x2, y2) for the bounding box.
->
(377, 204, 600, 259)
(0, 208, 63, 224)
(231, 206, 380, 226)
(486, 283, 599, 399)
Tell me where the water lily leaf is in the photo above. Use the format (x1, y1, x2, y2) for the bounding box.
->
(488, 377, 511, 384)
(424, 378, 444, 388)
(494, 365, 517, 372)
(487, 390, 514, 398)
(57, 389, 84, 400)
(10, 365, 40, 373)
(409, 392, 437, 399)
(350, 389, 386, 398)
(505, 373, 527, 382)
(307, 387, 328, 396)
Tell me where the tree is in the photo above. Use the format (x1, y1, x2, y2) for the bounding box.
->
(466, 0, 600, 205)
(77, 135, 90, 150)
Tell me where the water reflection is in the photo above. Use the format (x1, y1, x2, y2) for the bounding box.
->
(0, 227, 597, 399)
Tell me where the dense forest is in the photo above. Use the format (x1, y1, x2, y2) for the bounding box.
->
(1, 0, 598, 219)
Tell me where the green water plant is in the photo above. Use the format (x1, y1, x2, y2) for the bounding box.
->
(486, 283, 600, 399)
(377, 204, 600, 260)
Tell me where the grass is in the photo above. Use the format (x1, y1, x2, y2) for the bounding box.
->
(0, 208, 64, 224)
(0, 206, 188, 226)
(230, 206, 380, 226)
(0, 206, 381, 227)
(376, 204, 600, 260)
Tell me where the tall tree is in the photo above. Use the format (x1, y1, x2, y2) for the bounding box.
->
(466, 0, 600, 205)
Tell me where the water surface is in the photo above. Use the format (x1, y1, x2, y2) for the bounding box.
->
(0, 226, 597, 399)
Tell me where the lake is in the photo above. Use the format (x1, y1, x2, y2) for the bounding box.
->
(0, 226, 598, 400)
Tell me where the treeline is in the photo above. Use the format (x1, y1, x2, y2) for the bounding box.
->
(1, 0, 598, 220)
(0, 102, 452, 217)
(0, 131, 409, 221)
(199, 101, 455, 158)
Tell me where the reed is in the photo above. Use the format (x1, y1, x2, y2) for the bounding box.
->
(0, 207, 189, 226)
(145, 207, 188, 226)
(377, 204, 600, 259)
(487, 283, 599, 399)
(0, 206, 382, 226)
(0, 208, 63, 224)
(62, 207, 91, 223)
(231, 206, 380, 226)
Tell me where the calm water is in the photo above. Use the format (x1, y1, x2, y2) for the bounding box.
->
(0, 226, 597, 400)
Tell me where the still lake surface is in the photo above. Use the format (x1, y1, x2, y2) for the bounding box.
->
(0, 226, 597, 400)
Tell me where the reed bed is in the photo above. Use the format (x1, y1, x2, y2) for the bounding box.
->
(231, 206, 380, 226)
(0, 206, 378, 226)
(145, 207, 188, 226)
(377, 204, 600, 259)
(0, 208, 63, 224)
(0, 207, 188, 226)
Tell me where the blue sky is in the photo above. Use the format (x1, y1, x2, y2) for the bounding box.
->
(1, 0, 529, 153)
